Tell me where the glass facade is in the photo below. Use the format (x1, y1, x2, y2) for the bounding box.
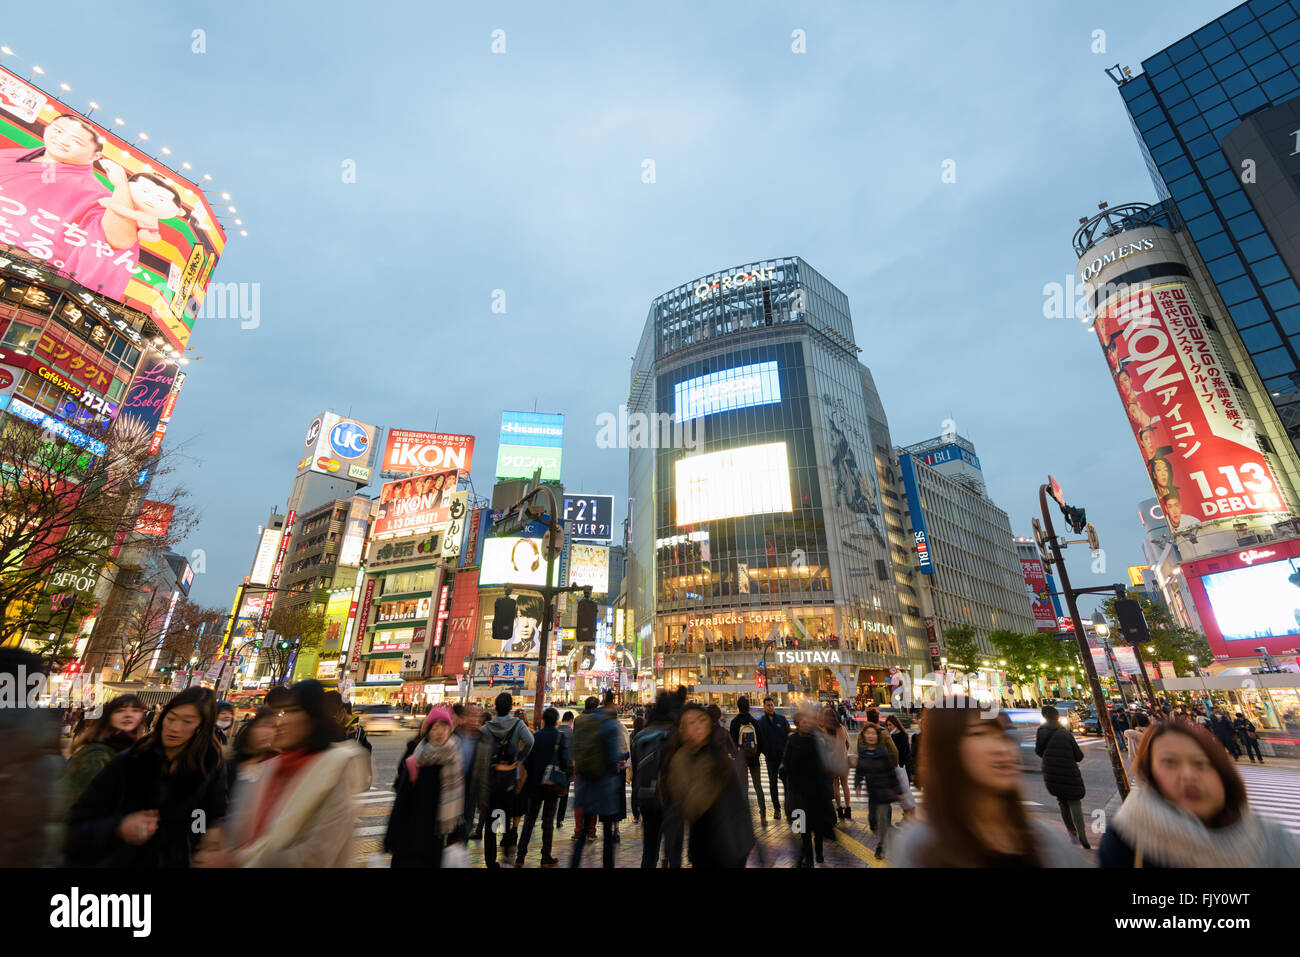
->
(629, 258, 918, 705)
(1119, 0, 1300, 446)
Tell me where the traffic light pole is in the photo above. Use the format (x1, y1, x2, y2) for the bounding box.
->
(1038, 485, 1131, 800)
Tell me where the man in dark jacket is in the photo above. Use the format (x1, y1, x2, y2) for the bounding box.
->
(631, 695, 675, 869)
(516, 707, 568, 867)
(728, 696, 767, 823)
(471, 692, 533, 869)
(756, 696, 789, 819)
(1111, 708, 1131, 751)
(1035, 705, 1089, 849)
(1233, 712, 1263, 763)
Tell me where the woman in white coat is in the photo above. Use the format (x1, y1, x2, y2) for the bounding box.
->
(197, 680, 365, 868)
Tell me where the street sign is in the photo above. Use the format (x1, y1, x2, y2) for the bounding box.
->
(1048, 475, 1066, 508)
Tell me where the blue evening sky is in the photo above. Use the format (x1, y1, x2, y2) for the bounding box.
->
(0, 0, 1243, 617)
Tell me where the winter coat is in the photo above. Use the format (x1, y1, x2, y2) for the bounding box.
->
(1035, 721, 1085, 801)
(779, 731, 835, 833)
(224, 741, 365, 868)
(631, 722, 673, 809)
(1210, 715, 1238, 751)
(521, 726, 569, 802)
(756, 712, 789, 762)
(572, 711, 625, 818)
(687, 751, 755, 868)
(61, 739, 129, 818)
(65, 742, 228, 868)
(385, 740, 457, 866)
(470, 715, 534, 810)
(856, 744, 899, 802)
(890, 728, 912, 772)
(0, 700, 63, 867)
(1232, 718, 1257, 744)
(729, 713, 763, 765)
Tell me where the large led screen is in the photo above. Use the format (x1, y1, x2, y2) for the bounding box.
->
(479, 536, 560, 587)
(0, 66, 226, 350)
(675, 441, 793, 526)
(1201, 558, 1300, 643)
(674, 361, 780, 422)
(497, 410, 563, 480)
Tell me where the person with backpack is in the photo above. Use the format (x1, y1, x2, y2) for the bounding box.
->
(1035, 705, 1090, 850)
(555, 710, 575, 831)
(570, 699, 600, 843)
(631, 694, 675, 869)
(757, 697, 790, 819)
(470, 692, 533, 869)
(513, 707, 569, 867)
(728, 696, 767, 824)
(570, 694, 626, 869)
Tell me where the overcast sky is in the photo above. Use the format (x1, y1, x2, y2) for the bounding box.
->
(2, 0, 1242, 617)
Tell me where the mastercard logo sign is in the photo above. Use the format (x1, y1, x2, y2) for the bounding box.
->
(317, 456, 342, 473)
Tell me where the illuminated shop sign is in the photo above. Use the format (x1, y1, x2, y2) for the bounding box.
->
(775, 650, 842, 664)
(898, 454, 935, 574)
(919, 444, 981, 471)
(675, 441, 793, 526)
(692, 267, 776, 299)
(674, 360, 780, 422)
(1080, 238, 1155, 282)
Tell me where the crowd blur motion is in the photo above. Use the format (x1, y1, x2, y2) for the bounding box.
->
(1, 645, 1297, 869)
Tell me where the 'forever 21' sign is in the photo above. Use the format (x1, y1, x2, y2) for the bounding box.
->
(562, 494, 614, 542)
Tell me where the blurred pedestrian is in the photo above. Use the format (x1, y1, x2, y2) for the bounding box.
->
(66, 686, 228, 868)
(215, 701, 236, 747)
(632, 695, 675, 869)
(60, 694, 145, 817)
(201, 680, 363, 867)
(471, 692, 532, 869)
(516, 707, 568, 868)
(1035, 705, 1090, 850)
(225, 708, 277, 802)
(856, 722, 900, 859)
(384, 705, 463, 868)
(0, 649, 64, 867)
(1210, 708, 1240, 760)
(663, 704, 754, 868)
(570, 694, 624, 868)
(325, 692, 372, 791)
(729, 696, 767, 824)
(822, 706, 852, 820)
(892, 705, 1079, 867)
(1099, 720, 1299, 867)
(781, 703, 836, 867)
(1111, 707, 1130, 753)
(757, 697, 789, 819)
(555, 710, 575, 831)
(630, 712, 645, 824)
(1123, 712, 1149, 758)
(884, 714, 913, 784)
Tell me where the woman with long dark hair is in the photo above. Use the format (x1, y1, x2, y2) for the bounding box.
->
(1099, 721, 1299, 867)
(60, 694, 145, 816)
(201, 680, 364, 868)
(822, 706, 852, 820)
(892, 705, 1079, 867)
(224, 708, 278, 802)
(65, 687, 227, 867)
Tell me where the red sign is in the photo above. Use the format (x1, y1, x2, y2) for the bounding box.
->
(33, 331, 122, 392)
(1020, 558, 1056, 631)
(352, 578, 376, 665)
(442, 570, 479, 675)
(1181, 535, 1300, 658)
(134, 500, 174, 536)
(382, 429, 475, 475)
(373, 469, 459, 538)
(1097, 283, 1287, 529)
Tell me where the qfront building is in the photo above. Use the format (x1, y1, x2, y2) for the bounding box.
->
(627, 258, 929, 706)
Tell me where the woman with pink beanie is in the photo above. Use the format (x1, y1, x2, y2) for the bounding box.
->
(384, 705, 465, 867)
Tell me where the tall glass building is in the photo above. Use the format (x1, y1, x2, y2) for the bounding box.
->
(626, 258, 927, 706)
(1115, 0, 1300, 454)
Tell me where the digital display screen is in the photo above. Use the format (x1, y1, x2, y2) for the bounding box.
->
(497, 410, 564, 480)
(675, 441, 793, 526)
(479, 536, 560, 587)
(674, 361, 780, 422)
(1202, 557, 1300, 642)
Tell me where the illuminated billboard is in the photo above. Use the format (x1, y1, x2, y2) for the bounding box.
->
(479, 536, 560, 587)
(249, 528, 282, 586)
(674, 360, 780, 421)
(373, 469, 460, 539)
(561, 493, 614, 541)
(897, 453, 935, 574)
(1095, 283, 1286, 528)
(0, 66, 226, 350)
(675, 441, 793, 526)
(1184, 537, 1300, 657)
(382, 428, 475, 475)
(568, 543, 610, 594)
(497, 410, 563, 480)
(298, 412, 378, 484)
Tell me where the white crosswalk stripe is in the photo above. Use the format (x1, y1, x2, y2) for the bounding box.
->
(1237, 765, 1300, 836)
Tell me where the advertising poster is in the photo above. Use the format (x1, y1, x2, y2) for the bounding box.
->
(442, 569, 479, 674)
(373, 468, 459, 538)
(133, 500, 174, 537)
(675, 441, 793, 526)
(249, 528, 282, 585)
(382, 428, 475, 475)
(1020, 558, 1056, 631)
(561, 493, 615, 541)
(568, 542, 610, 593)
(298, 412, 378, 483)
(1096, 283, 1286, 529)
(479, 536, 560, 587)
(113, 356, 177, 449)
(496, 410, 564, 480)
(0, 66, 226, 349)
(1183, 536, 1300, 657)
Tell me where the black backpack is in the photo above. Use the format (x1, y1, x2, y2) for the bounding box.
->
(632, 727, 669, 807)
(489, 723, 519, 793)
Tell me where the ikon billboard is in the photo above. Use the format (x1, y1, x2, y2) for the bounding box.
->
(0, 66, 226, 350)
(382, 428, 475, 475)
(1095, 283, 1286, 529)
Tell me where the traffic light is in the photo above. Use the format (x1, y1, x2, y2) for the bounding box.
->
(1114, 598, 1150, 645)
(492, 595, 517, 641)
(278, 638, 293, 650)
(755, 671, 765, 690)
(576, 597, 598, 644)
(1061, 505, 1088, 535)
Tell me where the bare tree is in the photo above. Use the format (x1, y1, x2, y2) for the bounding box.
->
(110, 585, 173, 681)
(263, 603, 327, 686)
(157, 601, 226, 679)
(0, 414, 196, 651)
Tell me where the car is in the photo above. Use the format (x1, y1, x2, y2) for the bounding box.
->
(355, 704, 404, 734)
(1073, 707, 1101, 736)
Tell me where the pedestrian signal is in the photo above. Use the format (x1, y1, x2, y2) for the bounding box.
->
(576, 598, 598, 644)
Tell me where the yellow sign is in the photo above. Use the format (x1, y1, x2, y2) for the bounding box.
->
(615, 608, 625, 643)
(1126, 565, 1148, 587)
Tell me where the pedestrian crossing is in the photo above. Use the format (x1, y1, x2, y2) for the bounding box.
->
(1238, 764, 1300, 836)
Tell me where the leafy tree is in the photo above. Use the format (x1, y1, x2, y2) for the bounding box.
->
(941, 625, 981, 673)
(1101, 594, 1212, 676)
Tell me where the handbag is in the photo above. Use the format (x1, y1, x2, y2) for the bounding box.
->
(541, 735, 569, 796)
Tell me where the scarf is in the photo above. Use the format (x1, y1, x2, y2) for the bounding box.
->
(666, 744, 727, 823)
(249, 748, 320, 843)
(103, 729, 137, 753)
(408, 739, 464, 835)
(1110, 784, 1295, 868)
